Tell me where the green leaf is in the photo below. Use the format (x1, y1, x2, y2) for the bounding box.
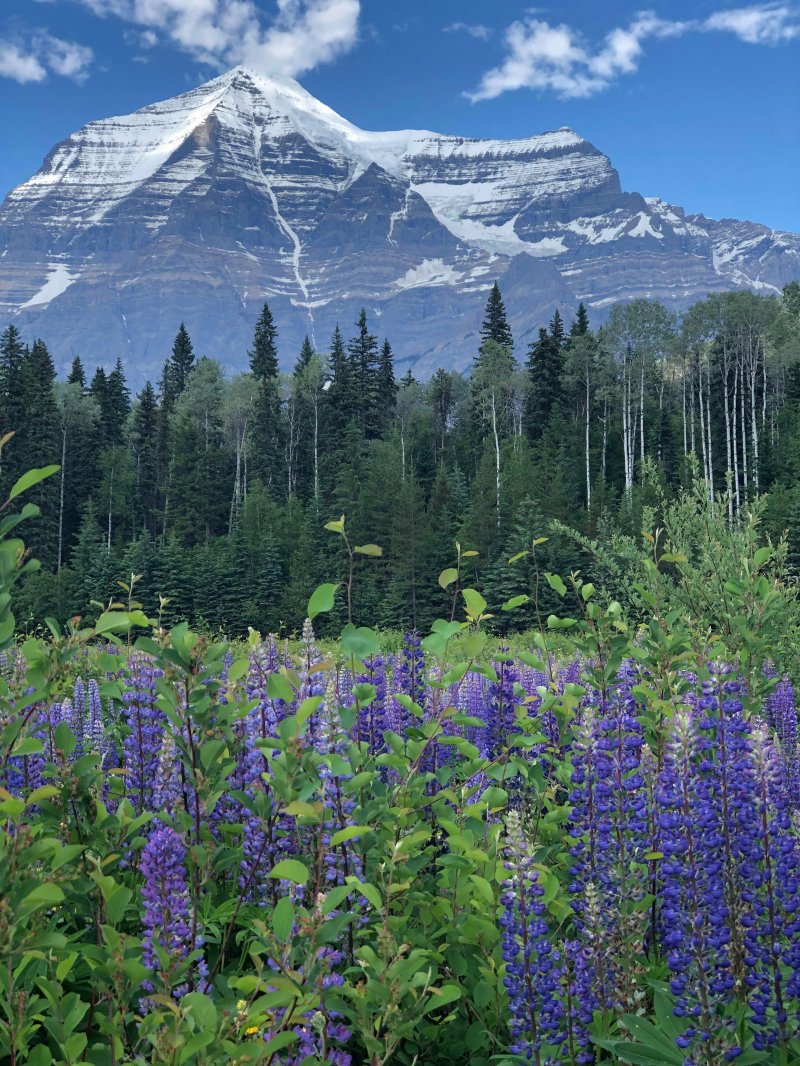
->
(267, 672, 294, 704)
(271, 897, 295, 942)
(438, 567, 459, 589)
(340, 624, 380, 660)
(544, 572, 567, 597)
(354, 543, 383, 557)
(753, 546, 771, 569)
(324, 516, 345, 534)
(502, 595, 529, 611)
(95, 610, 150, 635)
(330, 825, 365, 847)
(8, 465, 60, 501)
(183, 991, 217, 1031)
(461, 588, 487, 621)
(18, 882, 64, 918)
(307, 583, 337, 620)
(268, 859, 308, 885)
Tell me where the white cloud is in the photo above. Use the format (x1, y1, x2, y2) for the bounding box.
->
(445, 22, 492, 41)
(0, 33, 93, 83)
(38, 34, 94, 79)
(704, 3, 800, 42)
(78, 0, 361, 78)
(468, 4, 799, 101)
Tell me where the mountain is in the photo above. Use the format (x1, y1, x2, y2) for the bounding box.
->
(1, 66, 798, 381)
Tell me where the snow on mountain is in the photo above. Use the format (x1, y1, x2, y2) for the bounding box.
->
(0, 66, 798, 381)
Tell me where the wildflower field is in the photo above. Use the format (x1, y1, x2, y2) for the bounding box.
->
(3, 472, 800, 1066)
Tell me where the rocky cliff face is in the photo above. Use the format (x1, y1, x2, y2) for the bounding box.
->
(1, 66, 798, 380)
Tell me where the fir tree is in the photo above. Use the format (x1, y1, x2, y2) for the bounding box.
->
(348, 309, 381, 438)
(480, 282, 514, 350)
(570, 303, 590, 337)
(169, 323, 195, 396)
(248, 303, 284, 489)
(0, 324, 28, 483)
(67, 356, 86, 390)
(131, 382, 160, 535)
(525, 328, 563, 443)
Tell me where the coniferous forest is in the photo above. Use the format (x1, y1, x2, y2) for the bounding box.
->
(2, 282, 799, 636)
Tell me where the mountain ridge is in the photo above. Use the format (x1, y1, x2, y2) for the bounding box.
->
(1, 66, 798, 381)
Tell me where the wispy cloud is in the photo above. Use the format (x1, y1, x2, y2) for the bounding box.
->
(468, 3, 800, 101)
(0, 32, 93, 83)
(445, 22, 493, 41)
(77, 0, 361, 78)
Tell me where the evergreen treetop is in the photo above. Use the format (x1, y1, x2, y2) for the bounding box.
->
(480, 282, 514, 350)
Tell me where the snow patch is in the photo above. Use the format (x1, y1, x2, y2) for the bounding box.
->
(19, 264, 77, 308)
(394, 259, 463, 291)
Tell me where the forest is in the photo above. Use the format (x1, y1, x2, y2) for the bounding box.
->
(1, 280, 799, 635)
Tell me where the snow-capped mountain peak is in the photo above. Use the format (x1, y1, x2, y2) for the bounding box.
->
(1, 67, 798, 382)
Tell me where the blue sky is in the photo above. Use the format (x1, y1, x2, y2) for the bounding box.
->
(1, 0, 798, 230)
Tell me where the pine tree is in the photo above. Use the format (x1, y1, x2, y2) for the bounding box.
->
(0, 324, 28, 486)
(248, 303, 284, 489)
(131, 382, 160, 535)
(169, 323, 195, 396)
(104, 359, 131, 445)
(480, 282, 514, 350)
(348, 309, 381, 438)
(19, 339, 60, 565)
(549, 308, 565, 348)
(67, 356, 86, 390)
(378, 339, 398, 409)
(570, 303, 590, 337)
(525, 327, 563, 443)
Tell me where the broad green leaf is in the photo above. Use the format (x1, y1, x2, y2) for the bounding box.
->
(461, 588, 487, 621)
(267, 672, 294, 704)
(268, 859, 308, 885)
(8, 465, 60, 501)
(340, 624, 380, 660)
(544, 572, 567, 597)
(438, 567, 459, 589)
(354, 543, 383, 557)
(271, 897, 295, 942)
(307, 583, 337, 620)
(502, 595, 529, 611)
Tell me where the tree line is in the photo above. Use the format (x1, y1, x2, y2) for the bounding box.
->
(1, 279, 799, 635)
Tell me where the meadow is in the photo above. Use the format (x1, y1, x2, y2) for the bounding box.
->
(2, 466, 800, 1066)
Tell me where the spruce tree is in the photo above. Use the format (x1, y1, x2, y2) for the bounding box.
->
(570, 303, 590, 337)
(131, 382, 160, 534)
(525, 327, 563, 443)
(378, 339, 398, 417)
(67, 356, 86, 390)
(348, 309, 381, 437)
(549, 308, 565, 348)
(0, 324, 28, 484)
(19, 339, 60, 564)
(480, 282, 514, 350)
(248, 303, 284, 489)
(170, 323, 195, 396)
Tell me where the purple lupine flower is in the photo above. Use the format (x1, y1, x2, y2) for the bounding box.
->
(500, 810, 566, 1059)
(764, 676, 800, 808)
(740, 725, 800, 1050)
(152, 729, 182, 813)
(140, 825, 205, 1000)
(568, 692, 650, 1012)
(121, 653, 165, 815)
(483, 655, 520, 760)
(657, 704, 739, 1061)
(71, 679, 86, 756)
(298, 619, 326, 742)
(86, 679, 104, 756)
(355, 656, 388, 754)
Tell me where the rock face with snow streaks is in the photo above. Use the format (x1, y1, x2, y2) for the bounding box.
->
(0, 66, 798, 381)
